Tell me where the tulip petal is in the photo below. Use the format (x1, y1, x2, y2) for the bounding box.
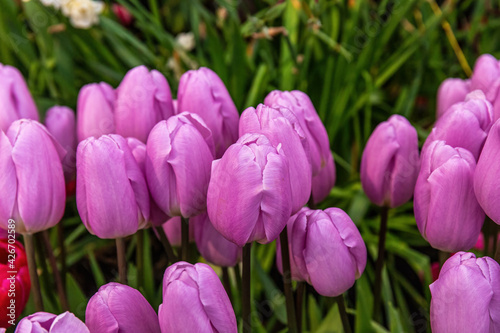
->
(0, 131, 16, 230)
(77, 83, 116, 142)
(86, 293, 120, 333)
(50, 312, 89, 333)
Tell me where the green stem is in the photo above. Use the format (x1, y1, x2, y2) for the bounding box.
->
(181, 217, 189, 262)
(24, 233, 44, 311)
(242, 243, 252, 333)
(280, 227, 297, 333)
(335, 294, 352, 333)
(136, 230, 144, 289)
(296, 281, 305, 333)
(57, 222, 66, 291)
(155, 226, 177, 263)
(234, 264, 242, 293)
(116, 237, 127, 284)
(42, 230, 69, 311)
(373, 205, 389, 322)
(222, 266, 233, 304)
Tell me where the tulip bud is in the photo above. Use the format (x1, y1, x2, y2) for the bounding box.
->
(115, 66, 174, 143)
(414, 141, 484, 252)
(0, 119, 66, 234)
(470, 54, 500, 102)
(276, 207, 366, 297)
(474, 119, 500, 225)
(360, 115, 419, 208)
(264, 90, 336, 203)
(16, 311, 89, 332)
(146, 112, 214, 218)
(436, 78, 470, 119)
(77, 82, 116, 142)
(45, 106, 77, 181)
(76, 134, 150, 239)
(0, 239, 30, 328)
(112, 4, 133, 26)
(192, 212, 242, 267)
(177, 67, 239, 158)
(239, 104, 312, 213)
(430, 252, 500, 333)
(159, 262, 237, 332)
(0, 64, 39, 132)
(207, 133, 292, 247)
(86, 282, 160, 333)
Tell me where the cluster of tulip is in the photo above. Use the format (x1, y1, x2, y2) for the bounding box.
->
(360, 54, 500, 332)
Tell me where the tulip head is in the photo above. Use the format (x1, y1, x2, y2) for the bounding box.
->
(430, 252, 500, 333)
(16, 312, 89, 332)
(239, 103, 312, 213)
(159, 262, 237, 333)
(76, 82, 116, 142)
(0, 64, 39, 132)
(177, 67, 239, 158)
(277, 207, 366, 297)
(0, 119, 66, 234)
(86, 282, 161, 333)
(470, 54, 500, 101)
(115, 66, 174, 142)
(76, 134, 150, 239)
(414, 141, 484, 252)
(436, 78, 470, 119)
(193, 212, 242, 267)
(207, 133, 292, 247)
(361, 115, 419, 208)
(146, 112, 214, 218)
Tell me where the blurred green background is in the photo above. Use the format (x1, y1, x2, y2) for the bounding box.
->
(1, 0, 498, 332)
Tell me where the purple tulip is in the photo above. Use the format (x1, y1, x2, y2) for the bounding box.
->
(192, 212, 242, 267)
(16, 311, 89, 332)
(0, 64, 39, 132)
(161, 217, 194, 247)
(177, 67, 239, 158)
(207, 133, 292, 247)
(76, 134, 150, 239)
(436, 78, 470, 119)
(86, 282, 161, 333)
(146, 112, 214, 218)
(159, 262, 237, 333)
(470, 54, 500, 102)
(414, 141, 484, 252)
(276, 207, 366, 297)
(474, 119, 500, 225)
(0, 119, 65, 234)
(264, 90, 336, 203)
(115, 66, 174, 143)
(45, 106, 77, 181)
(430, 252, 500, 333)
(360, 115, 419, 208)
(426, 91, 493, 160)
(77, 82, 116, 142)
(239, 103, 311, 213)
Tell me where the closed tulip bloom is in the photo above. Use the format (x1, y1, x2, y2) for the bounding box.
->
(430, 252, 500, 333)
(0, 64, 38, 132)
(193, 212, 242, 267)
(86, 282, 160, 333)
(414, 141, 484, 252)
(474, 119, 500, 225)
(76, 134, 150, 239)
(276, 207, 366, 297)
(436, 78, 470, 119)
(360, 115, 419, 208)
(0, 239, 30, 328)
(146, 112, 214, 218)
(77, 82, 116, 142)
(239, 104, 311, 213)
(16, 312, 89, 332)
(177, 67, 239, 158)
(115, 66, 174, 143)
(0, 119, 65, 234)
(45, 106, 77, 181)
(426, 91, 493, 160)
(470, 54, 500, 101)
(159, 262, 237, 333)
(264, 90, 336, 203)
(161, 217, 194, 247)
(207, 133, 292, 247)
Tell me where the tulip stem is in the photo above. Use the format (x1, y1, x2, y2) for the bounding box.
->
(222, 266, 233, 304)
(181, 217, 189, 262)
(373, 205, 389, 322)
(155, 226, 177, 263)
(42, 230, 69, 311)
(335, 294, 352, 333)
(280, 227, 298, 333)
(296, 281, 305, 333)
(24, 233, 44, 311)
(57, 222, 66, 291)
(116, 237, 127, 284)
(242, 243, 252, 333)
(136, 230, 144, 290)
